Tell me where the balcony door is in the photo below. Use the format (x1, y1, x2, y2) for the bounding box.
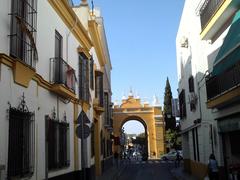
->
(55, 31, 63, 83)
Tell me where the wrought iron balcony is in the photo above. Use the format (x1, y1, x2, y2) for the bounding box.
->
(206, 62, 240, 105)
(50, 57, 76, 93)
(200, 0, 225, 30)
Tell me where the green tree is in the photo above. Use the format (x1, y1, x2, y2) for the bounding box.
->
(163, 77, 176, 130)
(165, 129, 181, 150)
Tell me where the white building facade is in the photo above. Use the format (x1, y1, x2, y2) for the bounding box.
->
(177, 0, 240, 179)
(0, 0, 111, 179)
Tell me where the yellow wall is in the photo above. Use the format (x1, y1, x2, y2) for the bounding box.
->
(184, 159, 208, 180)
(113, 96, 165, 158)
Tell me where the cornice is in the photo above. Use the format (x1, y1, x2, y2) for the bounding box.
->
(88, 20, 106, 66)
(77, 47, 91, 59)
(48, 0, 92, 50)
(0, 53, 77, 100)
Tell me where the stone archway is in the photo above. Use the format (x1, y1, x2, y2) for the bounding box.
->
(113, 94, 165, 159)
(121, 116, 149, 157)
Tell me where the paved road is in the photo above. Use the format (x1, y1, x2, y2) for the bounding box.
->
(117, 159, 176, 180)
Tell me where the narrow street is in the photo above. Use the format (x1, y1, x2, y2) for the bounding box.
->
(118, 159, 176, 180)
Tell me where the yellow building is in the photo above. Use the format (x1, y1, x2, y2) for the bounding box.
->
(113, 93, 165, 158)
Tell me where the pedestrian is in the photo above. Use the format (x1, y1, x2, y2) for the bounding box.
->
(175, 151, 181, 168)
(208, 154, 219, 180)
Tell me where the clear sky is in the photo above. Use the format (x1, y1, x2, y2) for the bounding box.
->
(123, 120, 145, 135)
(73, 0, 184, 105)
(72, 0, 184, 133)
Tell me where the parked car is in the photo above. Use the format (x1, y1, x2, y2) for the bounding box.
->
(160, 150, 183, 161)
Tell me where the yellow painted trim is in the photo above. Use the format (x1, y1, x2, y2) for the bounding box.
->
(183, 159, 207, 179)
(13, 60, 36, 88)
(0, 54, 14, 67)
(0, 53, 77, 100)
(48, 0, 92, 50)
(88, 20, 106, 66)
(93, 98, 105, 114)
(33, 74, 52, 90)
(95, 69, 104, 74)
(82, 101, 90, 113)
(207, 86, 240, 108)
(200, 0, 232, 39)
(52, 84, 76, 99)
(74, 103, 79, 170)
(77, 47, 91, 59)
(94, 116, 102, 176)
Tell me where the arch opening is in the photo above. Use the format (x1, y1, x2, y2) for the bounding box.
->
(120, 118, 149, 161)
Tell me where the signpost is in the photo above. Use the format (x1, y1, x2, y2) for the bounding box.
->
(75, 110, 91, 180)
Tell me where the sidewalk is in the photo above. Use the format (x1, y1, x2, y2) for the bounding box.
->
(171, 166, 197, 180)
(96, 161, 126, 180)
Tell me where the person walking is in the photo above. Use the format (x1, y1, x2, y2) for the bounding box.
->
(175, 151, 181, 168)
(208, 154, 219, 180)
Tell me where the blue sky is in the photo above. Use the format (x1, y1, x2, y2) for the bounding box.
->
(73, 0, 184, 133)
(123, 120, 145, 135)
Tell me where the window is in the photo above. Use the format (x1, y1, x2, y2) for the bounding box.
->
(7, 107, 35, 178)
(188, 76, 195, 93)
(54, 31, 63, 84)
(79, 53, 89, 102)
(90, 57, 94, 90)
(95, 71, 104, 107)
(9, 0, 37, 68)
(179, 89, 186, 119)
(104, 93, 110, 125)
(49, 31, 76, 92)
(188, 76, 196, 111)
(46, 116, 69, 170)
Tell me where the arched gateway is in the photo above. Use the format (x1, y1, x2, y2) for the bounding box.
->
(113, 94, 165, 158)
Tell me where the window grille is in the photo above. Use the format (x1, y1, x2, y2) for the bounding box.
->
(90, 57, 94, 90)
(50, 57, 76, 92)
(79, 53, 89, 102)
(188, 76, 195, 93)
(188, 76, 196, 111)
(46, 116, 70, 170)
(9, 0, 38, 68)
(179, 89, 186, 119)
(95, 71, 104, 107)
(7, 97, 35, 179)
(104, 93, 110, 125)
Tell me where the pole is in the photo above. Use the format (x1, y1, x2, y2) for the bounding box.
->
(81, 114, 86, 180)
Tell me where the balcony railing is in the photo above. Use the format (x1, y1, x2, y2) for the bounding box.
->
(206, 62, 240, 100)
(200, 0, 225, 29)
(50, 57, 76, 92)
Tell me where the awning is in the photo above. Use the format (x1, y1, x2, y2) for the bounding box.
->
(217, 113, 240, 133)
(212, 10, 240, 76)
(179, 123, 201, 135)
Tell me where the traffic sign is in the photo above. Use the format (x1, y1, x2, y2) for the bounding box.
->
(76, 110, 91, 139)
(76, 124, 90, 139)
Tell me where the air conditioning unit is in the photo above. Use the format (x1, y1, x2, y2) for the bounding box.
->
(180, 36, 188, 48)
(188, 92, 198, 105)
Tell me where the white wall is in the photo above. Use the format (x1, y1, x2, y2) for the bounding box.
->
(0, 0, 94, 179)
(0, 0, 11, 54)
(176, 0, 222, 165)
